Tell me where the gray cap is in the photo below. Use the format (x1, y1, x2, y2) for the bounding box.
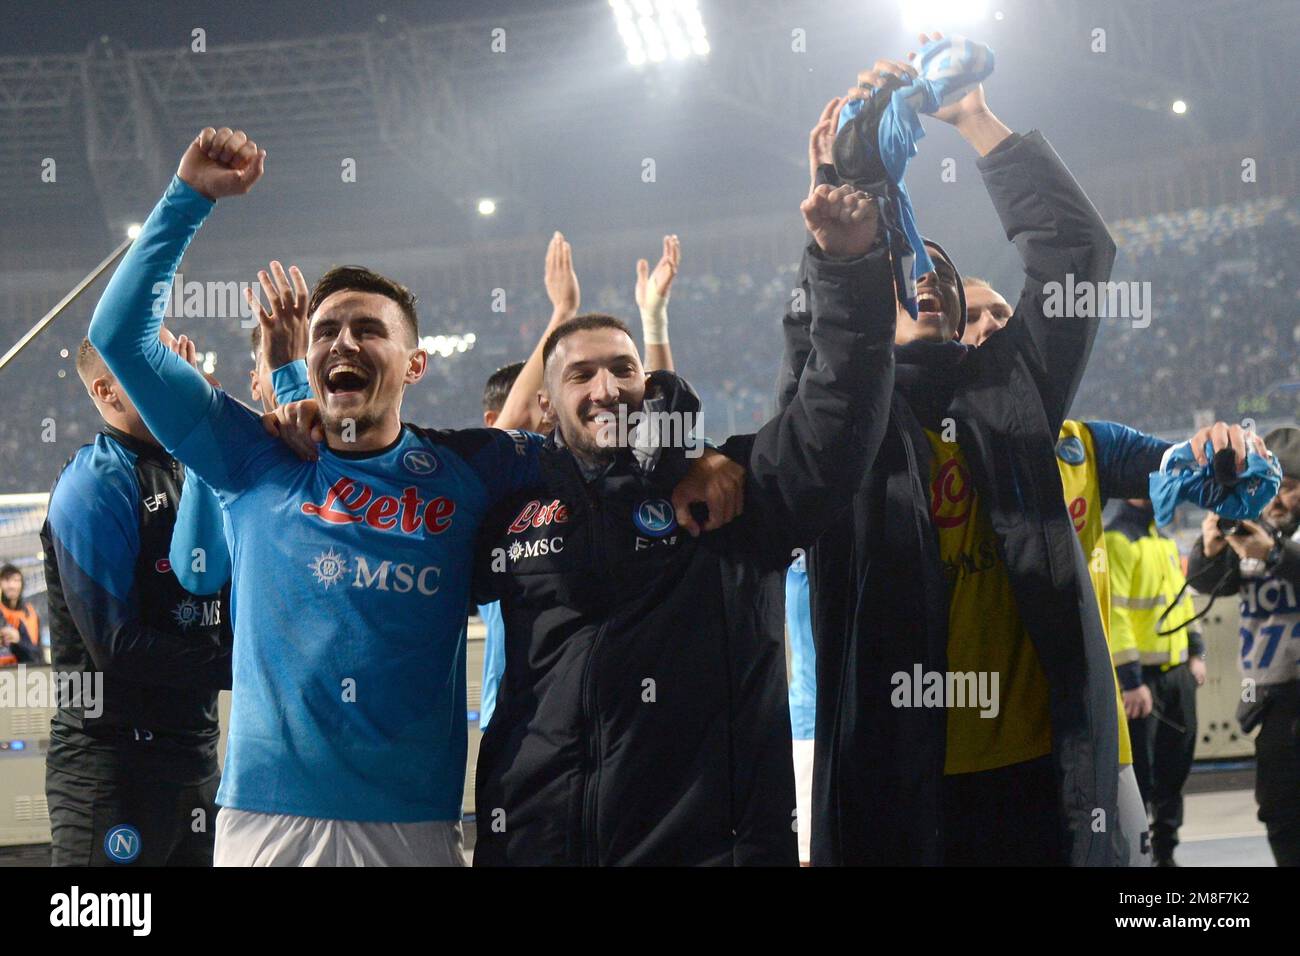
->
(1264, 426, 1300, 480)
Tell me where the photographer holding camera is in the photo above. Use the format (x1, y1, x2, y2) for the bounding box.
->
(1188, 426, 1300, 866)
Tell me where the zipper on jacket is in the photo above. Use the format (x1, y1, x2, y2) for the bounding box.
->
(579, 618, 610, 867)
(574, 459, 607, 867)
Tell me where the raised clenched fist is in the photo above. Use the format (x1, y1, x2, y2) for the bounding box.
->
(801, 183, 880, 259)
(177, 127, 266, 201)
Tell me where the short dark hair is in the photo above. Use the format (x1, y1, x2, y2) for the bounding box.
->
(76, 338, 107, 387)
(0, 564, 20, 581)
(482, 361, 525, 414)
(308, 266, 419, 345)
(541, 313, 635, 372)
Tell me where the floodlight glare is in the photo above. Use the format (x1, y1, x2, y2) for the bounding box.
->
(901, 0, 989, 32)
(611, 0, 709, 67)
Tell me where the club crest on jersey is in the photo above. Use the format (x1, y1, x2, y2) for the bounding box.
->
(402, 449, 438, 476)
(633, 498, 676, 538)
(103, 824, 142, 863)
(1056, 436, 1086, 465)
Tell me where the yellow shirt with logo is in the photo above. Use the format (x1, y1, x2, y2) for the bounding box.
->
(925, 431, 1053, 775)
(1055, 420, 1133, 766)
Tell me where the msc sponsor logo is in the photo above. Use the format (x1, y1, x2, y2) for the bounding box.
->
(352, 556, 442, 596)
(1056, 435, 1086, 465)
(170, 597, 221, 631)
(301, 477, 455, 534)
(309, 548, 348, 588)
(103, 824, 142, 864)
(930, 457, 973, 528)
(308, 549, 441, 596)
(632, 498, 676, 538)
(401, 449, 439, 476)
(508, 498, 569, 534)
(504, 537, 565, 563)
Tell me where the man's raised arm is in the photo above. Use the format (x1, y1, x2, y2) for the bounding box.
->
(921, 32, 1114, 429)
(495, 231, 581, 431)
(635, 234, 680, 373)
(88, 128, 266, 473)
(775, 97, 847, 416)
(705, 183, 896, 552)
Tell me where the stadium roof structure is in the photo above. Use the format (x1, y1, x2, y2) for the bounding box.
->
(0, 0, 1293, 257)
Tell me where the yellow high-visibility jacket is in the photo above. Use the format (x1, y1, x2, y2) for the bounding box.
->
(1104, 502, 1201, 673)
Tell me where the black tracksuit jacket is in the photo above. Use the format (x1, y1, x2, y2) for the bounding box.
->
(472, 241, 897, 865)
(781, 131, 1123, 865)
(42, 426, 232, 783)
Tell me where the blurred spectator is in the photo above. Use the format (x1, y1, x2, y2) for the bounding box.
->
(0, 563, 42, 660)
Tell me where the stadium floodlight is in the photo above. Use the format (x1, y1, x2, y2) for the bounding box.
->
(900, 0, 989, 32)
(477, 198, 497, 216)
(1171, 99, 1188, 115)
(126, 223, 143, 240)
(610, 0, 709, 67)
(418, 333, 477, 359)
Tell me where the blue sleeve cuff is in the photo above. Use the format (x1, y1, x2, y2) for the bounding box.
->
(164, 175, 216, 222)
(271, 360, 312, 405)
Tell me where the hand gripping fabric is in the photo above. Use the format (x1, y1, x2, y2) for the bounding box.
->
(1149, 439, 1283, 527)
(833, 36, 995, 319)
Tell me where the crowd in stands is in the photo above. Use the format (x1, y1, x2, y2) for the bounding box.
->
(2, 196, 1296, 495)
(1074, 195, 1299, 431)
